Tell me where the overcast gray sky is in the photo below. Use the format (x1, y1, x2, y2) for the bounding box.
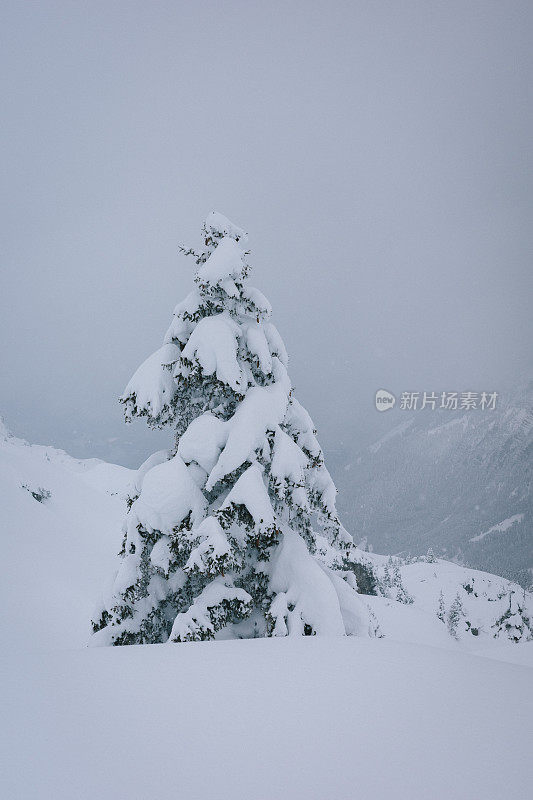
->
(2, 1, 532, 467)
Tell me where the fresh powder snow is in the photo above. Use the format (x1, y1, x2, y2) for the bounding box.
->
(0, 420, 532, 799)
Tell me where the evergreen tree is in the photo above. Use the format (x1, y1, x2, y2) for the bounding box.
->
(437, 590, 445, 623)
(392, 562, 414, 604)
(382, 557, 392, 590)
(447, 593, 465, 639)
(91, 213, 372, 645)
(492, 590, 532, 643)
(378, 556, 413, 604)
(367, 606, 383, 638)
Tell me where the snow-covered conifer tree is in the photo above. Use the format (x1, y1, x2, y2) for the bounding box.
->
(91, 213, 374, 644)
(492, 590, 532, 643)
(437, 590, 445, 623)
(447, 593, 465, 639)
(380, 556, 413, 604)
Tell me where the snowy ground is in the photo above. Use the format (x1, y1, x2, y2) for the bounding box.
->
(1, 425, 532, 799)
(3, 637, 532, 800)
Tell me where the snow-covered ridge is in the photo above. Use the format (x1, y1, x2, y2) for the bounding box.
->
(368, 418, 414, 453)
(0, 415, 103, 472)
(0, 418, 133, 651)
(470, 514, 525, 543)
(361, 549, 533, 652)
(427, 414, 469, 435)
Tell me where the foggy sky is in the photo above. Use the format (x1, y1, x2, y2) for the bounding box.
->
(2, 1, 532, 468)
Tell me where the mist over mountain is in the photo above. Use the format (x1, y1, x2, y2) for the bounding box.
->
(334, 381, 533, 587)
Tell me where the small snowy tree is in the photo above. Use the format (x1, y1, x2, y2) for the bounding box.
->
(447, 593, 465, 639)
(392, 562, 414, 604)
(92, 213, 372, 645)
(492, 590, 532, 643)
(381, 558, 392, 590)
(367, 605, 383, 638)
(379, 557, 413, 604)
(437, 590, 445, 623)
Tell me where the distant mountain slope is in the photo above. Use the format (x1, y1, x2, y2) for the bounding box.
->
(335, 384, 533, 587)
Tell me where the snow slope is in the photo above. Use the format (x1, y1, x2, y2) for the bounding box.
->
(363, 552, 533, 664)
(0, 424, 532, 799)
(0, 421, 133, 651)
